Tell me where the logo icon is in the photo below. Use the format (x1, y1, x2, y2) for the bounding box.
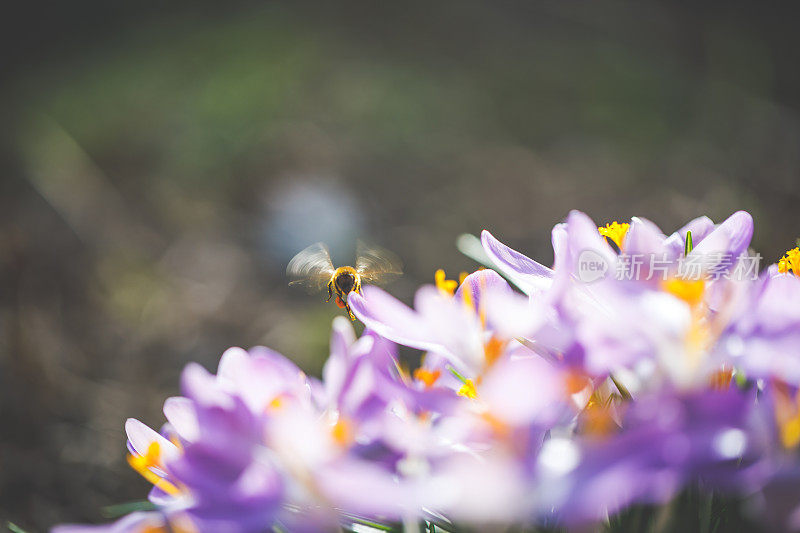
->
(577, 249, 609, 283)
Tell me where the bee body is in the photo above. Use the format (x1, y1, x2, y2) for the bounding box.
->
(331, 266, 360, 294)
(287, 241, 401, 320)
(326, 267, 362, 319)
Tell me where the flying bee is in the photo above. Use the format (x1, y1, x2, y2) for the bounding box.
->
(287, 240, 402, 320)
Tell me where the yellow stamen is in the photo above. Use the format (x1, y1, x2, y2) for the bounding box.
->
(581, 396, 617, 437)
(662, 277, 706, 307)
(437, 269, 485, 321)
(779, 247, 800, 276)
(413, 368, 441, 389)
(598, 221, 630, 251)
(774, 383, 800, 449)
(267, 395, 284, 411)
(127, 441, 181, 496)
(435, 269, 459, 295)
(662, 276, 712, 371)
(331, 418, 352, 446)
(461, 278, 474, 311)
(783, 419, 800, 449)
(457, 379, 478, 399)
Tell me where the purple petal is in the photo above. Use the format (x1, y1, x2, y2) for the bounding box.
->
(551, 222, 569, 272)
(349, 286, 443, 353)
(323, 316, 356, 403)
(125, 418, 179, 462)
(690, 210, 754, 259)
(482, 289, 546, 339)
(181, 363, 234, 409)
(315, 458, 408, 518)
(216, 347, 250, 383)
(480, 350, 564, 426)
(664, 215, 715, 258)
(163, 396, 199, 442)
(454, 268, 512, 315)
(566, 210, 617, 268)
(247, 346, 305, 381)
(728, 273, 800, 384)
(481, 230, 553, 295)
(625, 216, 666, 257)
(413, 286, 484, 372)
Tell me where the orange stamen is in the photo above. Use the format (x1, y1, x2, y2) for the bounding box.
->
(662, 277, 706, 307)
(127, 442, 181, 496)
(709, 367, 734, 390)
(565, 371, 592, 396)
(484, 337, 506, 367)
(332, 418, 353, 446)
(413, 368, 441, 389)
(480, 411, 510, 438)
(773, 382, 800, 449)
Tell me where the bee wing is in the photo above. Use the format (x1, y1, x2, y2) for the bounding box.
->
(356, 240, 403, 285)
(287, 242, 335, 293)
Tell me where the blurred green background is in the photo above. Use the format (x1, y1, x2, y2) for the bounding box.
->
(2, 1, 800, 529)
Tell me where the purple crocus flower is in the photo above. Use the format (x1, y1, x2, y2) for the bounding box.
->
(721, 265, 800, 385)
(166, 396, 283, 532)
(321, 317, 403, 428)
(349, 269, 542, 382)
(535, 388, 771, 526)
(56, 208, 800, 533)
(375, 350, 572, 526)
(171, 328, 412, 528)
(481, 211, 756, 380)
(483, 210, 754, 295)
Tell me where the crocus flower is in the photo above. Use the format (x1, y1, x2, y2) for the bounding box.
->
(481, 211, 756, 381)
(483, 210, 753, 296)
(722, 263, 800, 386)
(56, 209, 800, 533)
(173, 329, 411, 529)
(349, 269, 542, 385)
(534, 387, 771, 526)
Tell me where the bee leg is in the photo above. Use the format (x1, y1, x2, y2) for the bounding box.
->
(344, 302, 356, 321)
(326, 281, 333, 302)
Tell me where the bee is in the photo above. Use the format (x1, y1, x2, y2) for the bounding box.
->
(287, 240, 402, 320)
